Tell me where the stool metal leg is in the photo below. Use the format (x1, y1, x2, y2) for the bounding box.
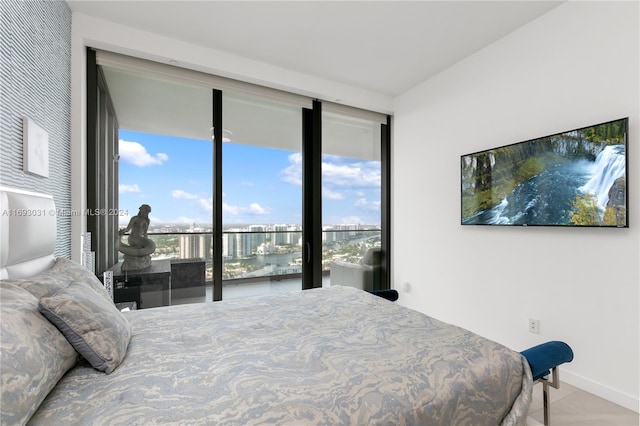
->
(543, 380, 550, 426)
(539, 367, 560, 426)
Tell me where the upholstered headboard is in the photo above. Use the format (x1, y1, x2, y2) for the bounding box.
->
(0, 186, 56, 279)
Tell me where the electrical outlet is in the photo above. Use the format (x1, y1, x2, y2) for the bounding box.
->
(529, 318, 540, 334)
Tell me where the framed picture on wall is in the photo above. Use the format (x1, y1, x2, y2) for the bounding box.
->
(461, 118, 628, 227)
(23, 117, 49, 178)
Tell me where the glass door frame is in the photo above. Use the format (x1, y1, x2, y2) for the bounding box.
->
(304, 101, 391, 291)
(380, 115, 391, 291)
(88, 49, 391, 298)
(212, 89, 223, 300)
(302, 101, 323, 289)
(212, 97, 391, 296)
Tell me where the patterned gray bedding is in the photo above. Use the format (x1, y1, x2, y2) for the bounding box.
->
(25, 285, 532, 425)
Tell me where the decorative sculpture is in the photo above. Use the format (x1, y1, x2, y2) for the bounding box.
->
(117, 204, 156, 271)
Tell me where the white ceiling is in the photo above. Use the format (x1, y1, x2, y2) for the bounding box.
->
(66, 0, 563, 97)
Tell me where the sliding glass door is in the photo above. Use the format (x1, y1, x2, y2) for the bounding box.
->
(90, 50, 390, 305)
(220, 91, 303, 299)
(322, 108, 385, 290)
(99, 62, 215, 306)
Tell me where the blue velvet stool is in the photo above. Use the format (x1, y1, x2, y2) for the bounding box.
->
(521, 341, 574, 426)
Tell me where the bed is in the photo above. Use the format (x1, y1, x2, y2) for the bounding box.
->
(0, 187, 533, 425)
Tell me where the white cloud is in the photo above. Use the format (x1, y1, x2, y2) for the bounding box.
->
(119, 139, 169, 167)
(222, 202, 270, 217)
(280, 153, 380, 189)
(223, 202, 239, 216)
(247, 203, 270, 215)
(322, 187, 344, 200)
(281, 153, 302, 185)
(199, 198, 213, 213)
(119, 183, 140, 193)
(195, 199, 270, 218)
(355, 197, 381, 211)
(322, 161, 380, 188)
(172, 189, 198, 200)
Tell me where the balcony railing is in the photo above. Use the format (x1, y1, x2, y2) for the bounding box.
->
(119, 228, 381, 286)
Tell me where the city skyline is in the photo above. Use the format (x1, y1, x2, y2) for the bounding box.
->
(118, 129, 381, 227)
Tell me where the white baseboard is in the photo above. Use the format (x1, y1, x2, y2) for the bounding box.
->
(562, 370, 639, 413)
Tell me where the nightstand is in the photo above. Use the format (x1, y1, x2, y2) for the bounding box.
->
(108, 259, 171, 309)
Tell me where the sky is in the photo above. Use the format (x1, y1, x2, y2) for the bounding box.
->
(118, 130, 381, 227)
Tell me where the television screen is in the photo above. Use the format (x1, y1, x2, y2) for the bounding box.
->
(461, 118, 628, 227)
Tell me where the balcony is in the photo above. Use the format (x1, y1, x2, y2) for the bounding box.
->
(118, 228, 380, 304)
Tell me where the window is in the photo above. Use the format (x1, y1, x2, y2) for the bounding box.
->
(87, 49, 390, 303)
(221, 91, 304, 299)
(322, 110, 383, 285)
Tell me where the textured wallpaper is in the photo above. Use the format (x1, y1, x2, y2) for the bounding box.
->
(0, 0, 72, 258)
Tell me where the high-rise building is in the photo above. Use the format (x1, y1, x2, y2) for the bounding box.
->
(286, 226, 302, 246)
(222, 232, 236, 259)
(235, 232, 252, 257)
(249, 225, 267, 249)
(323, 226, 337, 243)
(179, 234, 212, 259)
(222, 229, 252, 258)
(272, 224, 288, 246)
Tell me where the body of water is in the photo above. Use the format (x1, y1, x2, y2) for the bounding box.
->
(463, 145, 625, 225)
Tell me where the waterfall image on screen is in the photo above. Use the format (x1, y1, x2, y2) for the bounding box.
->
(461, 118, 628, 227)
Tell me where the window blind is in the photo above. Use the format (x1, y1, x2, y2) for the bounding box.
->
(94, 49, 389, 122)
(95, 49, 313, 109)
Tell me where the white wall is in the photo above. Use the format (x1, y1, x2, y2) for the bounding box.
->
(393, 1, 639, 411)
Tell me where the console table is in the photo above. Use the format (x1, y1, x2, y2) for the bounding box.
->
(109, 259, 171, 309)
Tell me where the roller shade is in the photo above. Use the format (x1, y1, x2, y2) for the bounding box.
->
(95, 49, 312, 109)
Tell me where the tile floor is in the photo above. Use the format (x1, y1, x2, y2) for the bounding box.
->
(527, 382, 638, 426)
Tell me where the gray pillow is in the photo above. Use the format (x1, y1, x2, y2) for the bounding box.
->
(39, 280, 131, 374)
(5, 257, 112, 301)
(0, 282, 78, 425)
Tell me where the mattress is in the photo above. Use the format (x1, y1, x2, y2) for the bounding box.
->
(29, 286, 532, 425)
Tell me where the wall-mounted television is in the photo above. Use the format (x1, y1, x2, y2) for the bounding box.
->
(461, 118, 628, 227)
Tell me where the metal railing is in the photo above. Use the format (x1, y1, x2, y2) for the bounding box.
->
(125, 228, 381, 285)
